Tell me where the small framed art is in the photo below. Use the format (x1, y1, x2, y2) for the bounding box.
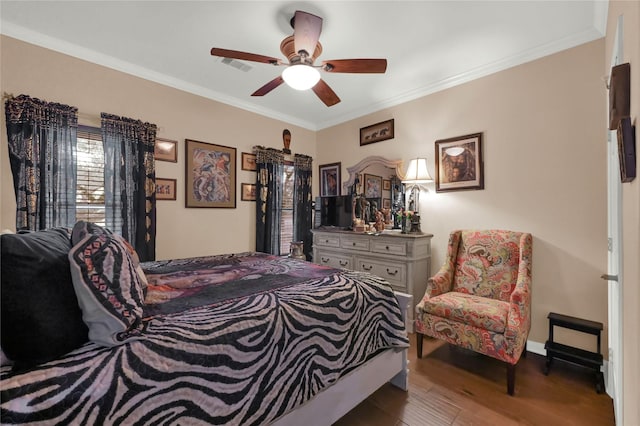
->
(241, 183, 256, 201)
(185, 139, 236, 208)
(241, 152, 257, 171)
(319, 162, 341, 197)
(360, 119, 394, 146)
(434, 132, 484, 192)
(156, 178, 177, 200)
(154, 138, 178, 162)
(363, 174, 382, 198)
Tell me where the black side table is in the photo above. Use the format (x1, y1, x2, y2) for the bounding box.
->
(544, 312, 605, 393)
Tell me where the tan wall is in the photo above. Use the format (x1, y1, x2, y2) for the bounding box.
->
(318, 40, 608, 351)
(606, 2, 640, 424)
(1, 34, 615, 354)
(0, 36, 316, 260)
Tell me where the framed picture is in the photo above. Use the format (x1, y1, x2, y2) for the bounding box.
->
(154, 138, 178, 162)
(383, 198, 391, 209)
(364, 174, 382, 198)
(185, 139, 236, 208)
(156, 178, 177, 200)
(241, 152, 257, 171)
(434, 132, 484, 192)
(382, 179, 391, 191)
(241, 183, 256, 201)
(319, 162, 341, 197)
(360, 119, 394, 146)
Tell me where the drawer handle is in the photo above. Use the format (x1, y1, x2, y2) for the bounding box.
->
(352, 242, 356, 246)
(362, 264, 373, 271)
(339, 260, 348, 266)
(385, 245, 390, 250)
(325, 239, 329, 243)
(321, 257, 330, 263)
(386, 268, 398, 276)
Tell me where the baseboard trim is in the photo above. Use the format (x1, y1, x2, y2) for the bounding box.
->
(527, 339, 546, 356)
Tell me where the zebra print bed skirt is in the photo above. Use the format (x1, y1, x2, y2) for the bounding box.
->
(1, 252, 409, 425)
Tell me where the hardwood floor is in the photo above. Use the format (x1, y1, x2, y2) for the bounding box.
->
(334, 333, 615, 426)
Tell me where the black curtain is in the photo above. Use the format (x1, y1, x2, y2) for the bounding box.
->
(293, 154, 313, 260)
(254, 146, 284, 255)
(101, 113, 157, 261)
(4, 94, 78, 230)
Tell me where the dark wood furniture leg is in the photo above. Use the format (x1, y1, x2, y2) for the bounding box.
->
(507, 363, 516, 396)
(416, 332, 423, 358)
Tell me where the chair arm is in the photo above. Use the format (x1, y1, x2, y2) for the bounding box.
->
(425, 263, 454, 298)
(506, 236, 532, 338)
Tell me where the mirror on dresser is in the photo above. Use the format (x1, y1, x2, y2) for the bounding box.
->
(342, 156, 405, 230)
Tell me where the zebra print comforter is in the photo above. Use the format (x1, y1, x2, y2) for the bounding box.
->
(0, 252, 409, 425)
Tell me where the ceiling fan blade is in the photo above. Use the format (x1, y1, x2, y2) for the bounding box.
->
(251, 76, 285, 96)
(312, 79, 340, 107)
(293, 11, 322, 58)
(322, 59, 388, 73)
(211, 48, 282, 65)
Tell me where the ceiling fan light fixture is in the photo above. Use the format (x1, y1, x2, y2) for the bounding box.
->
(282, 64, 320, 90)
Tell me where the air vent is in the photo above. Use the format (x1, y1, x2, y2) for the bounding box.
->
(220, 57, 252, 72)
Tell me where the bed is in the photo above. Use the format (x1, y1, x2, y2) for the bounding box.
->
(0, 225, 410, 425)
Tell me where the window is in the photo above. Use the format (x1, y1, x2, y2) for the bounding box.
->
(76, 126, 105, 225)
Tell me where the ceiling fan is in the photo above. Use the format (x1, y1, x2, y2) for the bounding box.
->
(211, 10, 387, 107)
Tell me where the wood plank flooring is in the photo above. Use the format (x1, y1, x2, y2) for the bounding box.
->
(334, 333, 615, 426)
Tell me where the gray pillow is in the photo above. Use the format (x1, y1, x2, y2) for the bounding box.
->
(68, 222, 145, 346)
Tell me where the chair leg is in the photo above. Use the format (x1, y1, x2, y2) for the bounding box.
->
(416, 332, 424, 359)
(507, 363, 516, 396)
(522, 341, 528, 358)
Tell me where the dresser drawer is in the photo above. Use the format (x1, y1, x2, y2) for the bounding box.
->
(356, 258, 407, 288)
(315, 234, 341, 248)
(317, 252, 353, 269)
(340, 236, 370, 251)
(371, 239, 407, 256)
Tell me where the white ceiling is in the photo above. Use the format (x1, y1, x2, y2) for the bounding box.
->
(0, 1, 607, 130)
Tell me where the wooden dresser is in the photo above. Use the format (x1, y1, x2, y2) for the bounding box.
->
(312, 228, 432, 331)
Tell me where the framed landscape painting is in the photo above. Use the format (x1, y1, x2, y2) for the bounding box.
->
(185, 139, 236, 208)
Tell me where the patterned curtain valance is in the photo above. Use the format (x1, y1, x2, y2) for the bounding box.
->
(294, 154, 313, 172)
(253, 145, 284, 165)
(101, 112, 157, 137)
(5, 94, 78, 128)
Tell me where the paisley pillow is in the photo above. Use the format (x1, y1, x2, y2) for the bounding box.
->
(69, 222, 145, 346)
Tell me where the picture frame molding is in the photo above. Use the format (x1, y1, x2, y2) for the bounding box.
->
(185, 139, 236, 208)
(156, 178, 177, 200)
(154, 138, 178, 163)
(360, 119, 395, 146)
(319, 162, 341, 197)
(434, 132, 484, 192)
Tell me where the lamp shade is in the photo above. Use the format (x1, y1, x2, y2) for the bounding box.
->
(402, 158, 432, 183)
(282, 65, 321, 90)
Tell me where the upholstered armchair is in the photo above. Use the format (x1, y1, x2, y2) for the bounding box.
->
(415, 230, 532, 395)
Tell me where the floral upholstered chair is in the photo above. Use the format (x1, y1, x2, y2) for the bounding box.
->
(415, 229, 532, 395)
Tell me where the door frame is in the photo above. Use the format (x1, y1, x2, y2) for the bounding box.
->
(606, 14, 624, 424)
